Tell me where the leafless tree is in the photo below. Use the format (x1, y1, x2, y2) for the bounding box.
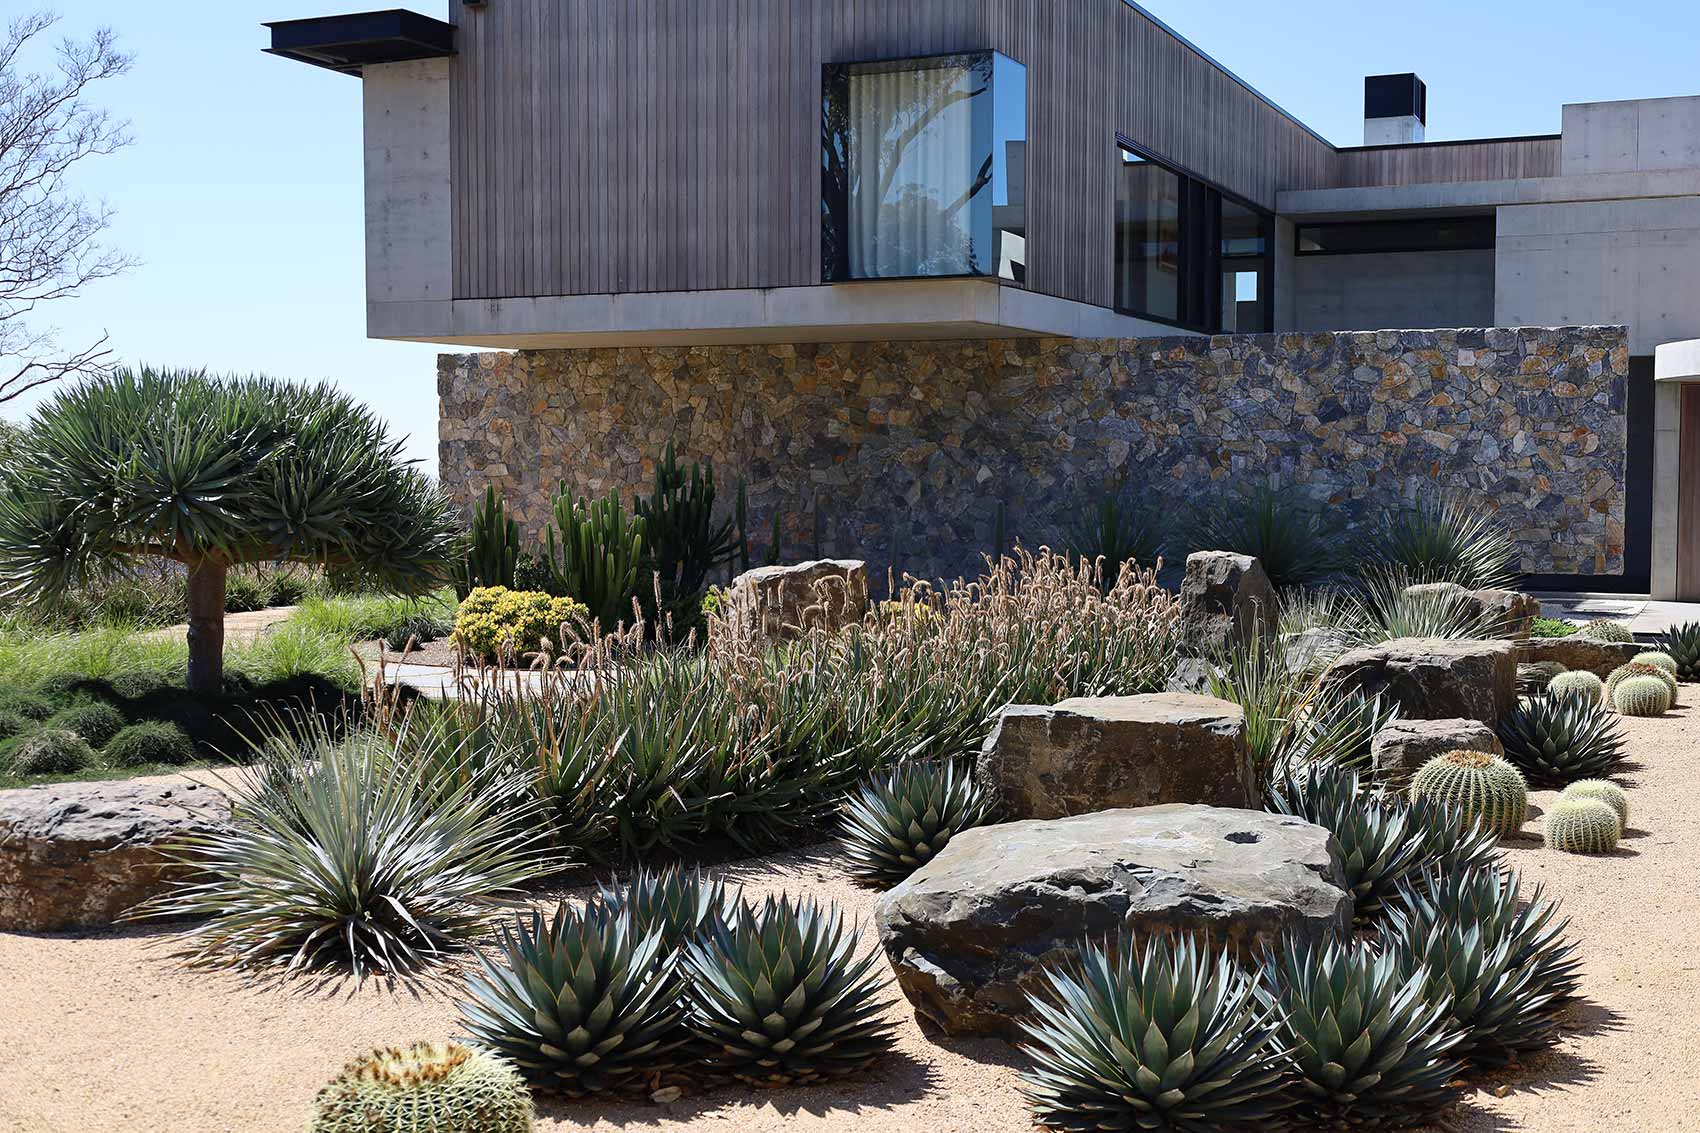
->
(0, 11, 133, 405)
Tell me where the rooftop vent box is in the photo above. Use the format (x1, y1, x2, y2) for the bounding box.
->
(1363, 73, 1427, 145)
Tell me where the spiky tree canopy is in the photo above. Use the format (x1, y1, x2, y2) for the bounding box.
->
(0, 367, 456, 594)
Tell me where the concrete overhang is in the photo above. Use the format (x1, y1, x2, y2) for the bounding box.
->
(1655, 339, 1700, 383)
(368, 281, 1195, 348)
(1277, 168, 1700, 221)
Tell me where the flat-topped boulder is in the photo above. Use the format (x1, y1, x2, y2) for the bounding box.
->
(875, 805, 1353, 1037)
(1177, 551, 1276, 658)
(0, 776, 233, 932)
(1318, 637, 1517, 725)
(723, 559, 869, 644)
(1371, 717, 1504, 784)
(976, 693, 1253, 820)
(1517, 636, 1641, 678)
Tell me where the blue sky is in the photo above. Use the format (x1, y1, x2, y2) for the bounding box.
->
(18, 1, 1700, 475)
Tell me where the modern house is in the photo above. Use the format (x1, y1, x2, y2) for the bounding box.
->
(266, 2, 1700, 598)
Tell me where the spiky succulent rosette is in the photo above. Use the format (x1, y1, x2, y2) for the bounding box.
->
(1660, 619, 1700, 680)
(459, 902, 684, 1096)
(1263, 935, 1464, 1128)
(309, 1042, 533, 1133)
(683, 894, 896, 1087)
(1266, 764, 1425, 926)
(837, 758, 997, 888)
(1496, 691, 1628, 786)
(1403, 794, 1504, 877)
(598, 865, 731, 953)
(1379, 865, 1577, 1064)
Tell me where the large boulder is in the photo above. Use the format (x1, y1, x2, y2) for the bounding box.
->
(875, 805, 1353, 1037)
(1370, 718, 1504, 784)
(1517, 636, 1641, 678)
(1403, 583, 1539, 640)
(0, 776, 233, 932)
(976, 693, 1254, 820)
(1177, 551, 1276, 658)
(722, 559, 869, 644)
(1317, 637, 1517, 725)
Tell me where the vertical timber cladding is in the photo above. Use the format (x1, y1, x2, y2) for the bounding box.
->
(437, 326, 1631, 584)
(446, 0, 1339, 306)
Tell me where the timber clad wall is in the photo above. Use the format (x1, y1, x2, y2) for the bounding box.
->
(447, 0, 1341, 306)
(1335, 136, 1562, 187)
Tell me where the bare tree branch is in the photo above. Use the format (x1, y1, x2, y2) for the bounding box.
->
(0, 10, 133, 405)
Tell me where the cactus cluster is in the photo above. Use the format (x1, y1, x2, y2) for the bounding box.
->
(1578, 618, 1635, 643)
(1544, 798, 1622, 854)
(1408, 750, 1528, 838)
(1606, 661, 1678, 706)
(1613, 674, 1671, 717)
(1546, 669, 1604, 704)
(1631, 650, 1679, 676)
(1560, 779, 1630, 830)
(309, 1042, 533, 1133)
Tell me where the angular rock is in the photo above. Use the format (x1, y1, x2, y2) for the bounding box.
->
(875, 805, 1353, 1037)
(977, 693, 1254, 821)
(0, 777, 234, 932)
(1402, 583, 1539, 640)
(1318, 637, 1517, 725)
(1371, 718, 1505, 783)
(1177, 551, 1276, 657)
(1517, 636, 1641, 678)
(722, 559, 869, 644)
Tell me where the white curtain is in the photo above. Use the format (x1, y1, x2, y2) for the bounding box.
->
(847, 66, 978, 278)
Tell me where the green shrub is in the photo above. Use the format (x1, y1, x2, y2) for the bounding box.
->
(0, 710, 29, 741)
(308, 1041, 533, 1133)
(223, 570, 272, 613)
(105, 721, 197, 767)
(1530, 616, 1578, 639)
(8, 728, 97, 775)
(1360, 494, 1517, 590)
(47, 702, 125, 749)
(1183, 484, 1345, 588)
(111, 668, 172, 700)
(452, 587, 589, 662)
(1408, 750, 1528, 837)
(1544, 797, 1622, 854)
(0, 690, 56, 721)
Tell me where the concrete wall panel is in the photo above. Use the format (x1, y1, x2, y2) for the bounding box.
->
(363, 60, 452, 308)
(1290, 250, 1495, 333)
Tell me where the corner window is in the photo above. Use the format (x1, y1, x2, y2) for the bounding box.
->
(1114, 143, 1273, 333)
(822, 52, 1027, 283)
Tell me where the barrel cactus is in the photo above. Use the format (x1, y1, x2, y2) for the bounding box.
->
(1606, 662, 1677, 705)
(1559, 779, 1629, 830)
(1544, 798, 1622, 854)
(1495, 691, 1627, 786)
(1579, 618, 1635, 643)
(1659, 619, 1700, 680)
(1631, 650, 1678, 676)
(1546, 670, 1604, 704)
(1409, 750, 1528, 838)
(1613, 674, 1671, 717)
(309, 1042, 533, 1133)
(837, 759, 997, 888)
(1021, 933, 1286, 1131)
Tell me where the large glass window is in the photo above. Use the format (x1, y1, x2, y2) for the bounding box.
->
(822, 52, 1026, 282)
(1297, 217, 1495, 255)
(1114, 144, 1273, 333)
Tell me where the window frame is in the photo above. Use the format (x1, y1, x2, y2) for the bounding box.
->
(1294, 216, 1497, 257)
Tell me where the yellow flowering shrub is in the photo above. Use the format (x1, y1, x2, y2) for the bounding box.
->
(453, 586, 589, 661)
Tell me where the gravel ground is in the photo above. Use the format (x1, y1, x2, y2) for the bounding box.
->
(2, 707, 1695, 1133)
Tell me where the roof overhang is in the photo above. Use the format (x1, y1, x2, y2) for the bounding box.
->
(263, 9, 455, 77)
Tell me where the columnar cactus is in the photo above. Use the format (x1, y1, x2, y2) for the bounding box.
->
(1546, 670, 1604, 704)
(1408, 750, 1528, 838)
(1558, 779, 1629, 830)
(309, 1042, 533, 1133)
(1631, 650, 1679, 676)
(1544, 798, 1622, 854)
(1613, 675, 1670, 717)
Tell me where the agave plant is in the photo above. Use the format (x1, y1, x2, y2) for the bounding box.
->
(1266, 764, 1425, 926)
(838, 759, 997, 888)
(459, 901, 685, 1096)
(1263, 935, 1464, 1128)
(1359, 494, 1517, 590)
(1379, 865, 1575, 1064)
(137, 722, 554, 981)
(683, 894, 896, 1086)
(1496, 691, 1628, 786)
(1661, 619, 1700, 680)
(1020, 932, 1288, 1132)
(598, 864, 732, 954)
(1403, 794, 1504, 877)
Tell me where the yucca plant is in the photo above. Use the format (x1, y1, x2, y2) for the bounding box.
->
(1265, 764, 1425, 926)
(598, 864, 731, 953)
(838, 759, 997, 888)
(459, 901, 685, 1096)
(1020, 932, 1288, 1132)
(138, 721, 554, 981)
(1360, 494, 1517, 590)
(1263, 935, 1464, 1128)
(0, 369, 459, 691)
(1659, 619, 1700, 680)
(1208, 637, 1386, 782)
(683, 894, 896, 1087)
(1184, 483, 1346, 588)
(1496, 691, 1628, 786)
(1379, 865, 1575, 1064)
(1061, 478, 1167, 579)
